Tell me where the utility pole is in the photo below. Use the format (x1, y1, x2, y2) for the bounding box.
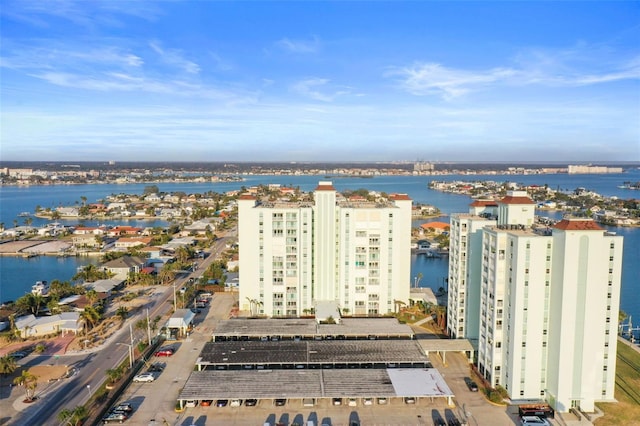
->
(173, 283, 177, 311)
(146, 308, 152, 344)
(129, 323, 135, 366)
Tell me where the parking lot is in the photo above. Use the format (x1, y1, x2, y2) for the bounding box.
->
(108, 293, 519, 425)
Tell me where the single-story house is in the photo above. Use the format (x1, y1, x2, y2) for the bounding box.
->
(84, 278, 125, 296)
(114, 237, 153, 249)
(420, 222, 450, 235)
(15, 312, 82, 338)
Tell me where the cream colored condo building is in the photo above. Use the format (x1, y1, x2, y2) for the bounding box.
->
(447, 191, 622, 413)
(238, 181, 411, 318)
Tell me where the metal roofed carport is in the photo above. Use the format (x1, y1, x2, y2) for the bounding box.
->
(416, 338, 475, 364)
(212, 317, 415, 341)
(178, 367, 454, 406)
(195, 340, 430, 370)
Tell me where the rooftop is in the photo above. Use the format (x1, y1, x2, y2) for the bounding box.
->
(178, 368, 453, 400)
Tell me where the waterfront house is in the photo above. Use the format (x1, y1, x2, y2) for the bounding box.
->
(102, 256, 146, 280)
(15, 312, 82, 338)
(183, 219, 217, 236)
(107, 226, 143, 237)
(72, 234, 101, 248)
(84, 278, 125, 296)
(420, 221, 450, 235)
(114, 237, 153, 249)
(144, 193, 162, 203)
(56, 207, 79, 217)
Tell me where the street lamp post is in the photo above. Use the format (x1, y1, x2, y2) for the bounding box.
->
(172, 283, 177, 311)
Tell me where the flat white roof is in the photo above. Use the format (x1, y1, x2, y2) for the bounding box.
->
(387, 368, 453, 397)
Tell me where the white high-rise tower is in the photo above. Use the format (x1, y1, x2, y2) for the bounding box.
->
(239, 182, 411, 318)
(447, 191, 622, 413)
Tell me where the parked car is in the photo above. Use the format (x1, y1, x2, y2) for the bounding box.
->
(404, 396, 416, 404)
(201, 400, 212, 407)
(147, 363, 164, 372)
(363, 397, 373, 406)
(464, 377, 479, 392)
(332, 397, 342, 406)
(155, 348, 174, 357)
(9, 351, 27, 359)
(112, 402, 133, 413)
(377, 397, 387, 405)
(520, 416, 551, 426)
(348, 397, 357, 406)
(216, 399, 228, 407)
(274, 398, 286, 406)
(102, 412, 128, 424)
(132, 373, 155, 383)
(185, 400, 198, 408)
(245, 399, 257, 406)
(230, 399, 242, 407)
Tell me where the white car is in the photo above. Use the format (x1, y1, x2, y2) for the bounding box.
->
(133, 373, 155, 383)
(363, 397, 373, 405)
(520, 416, 551, 426)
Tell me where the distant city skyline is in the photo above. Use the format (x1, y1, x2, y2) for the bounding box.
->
(1, 1, 638, 162)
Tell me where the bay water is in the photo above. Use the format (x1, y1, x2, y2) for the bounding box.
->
(1, 171, 638, 323)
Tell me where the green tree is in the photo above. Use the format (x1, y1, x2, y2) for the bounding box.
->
(13, 370, 38, 402)
(116, 306, 129, 321)
(80, 306, 102, 332)
(144, 185, 160, 195)
(49, 280, 77, 299)
(57, 405, 88, 426)
(73, 264, 109, 283)
(0, 355, 18, 377)
(15, 293, 46, 316)
(106, 365, 124, 384)
(85, 289, 99, 306)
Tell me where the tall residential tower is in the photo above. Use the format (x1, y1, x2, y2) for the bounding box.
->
(448, 191, 623, 413)
(239, 182, 411, 318)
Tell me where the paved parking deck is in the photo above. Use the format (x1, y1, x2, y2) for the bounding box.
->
(213, 317, 415, 340)
(198, 340, 429, 367)
(179, 368, 453, 402)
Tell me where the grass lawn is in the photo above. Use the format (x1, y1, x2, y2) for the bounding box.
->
(595, 340, 640, 425)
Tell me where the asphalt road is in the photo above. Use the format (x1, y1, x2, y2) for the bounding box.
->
(7, 233, 235, 426)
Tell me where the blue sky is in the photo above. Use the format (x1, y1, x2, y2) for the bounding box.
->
(1, 1, 639, 162)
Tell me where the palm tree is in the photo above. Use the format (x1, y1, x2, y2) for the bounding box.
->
(0, 355, 18, 378)
(73, 264, 108, 283)
(80, 306, 102, 333)
(158, 265, 177, 285)
(58, 406, 88, 426)
(106, 365, 124, 385)
(57, 408, 74, 425)
(47, 297, 61, 315)
(247, 297, 256, 316)
(116, 306, 129, 321)
(13, 370, 38, 402)
(85, 289, 99, 306)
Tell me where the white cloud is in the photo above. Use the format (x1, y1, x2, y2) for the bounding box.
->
(389, 51, 640, 99)
(276, 37, 320, 54)
(291, 78, 351, 102)
(387, 63, 517, 100)
(149, 41, 200, 74)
